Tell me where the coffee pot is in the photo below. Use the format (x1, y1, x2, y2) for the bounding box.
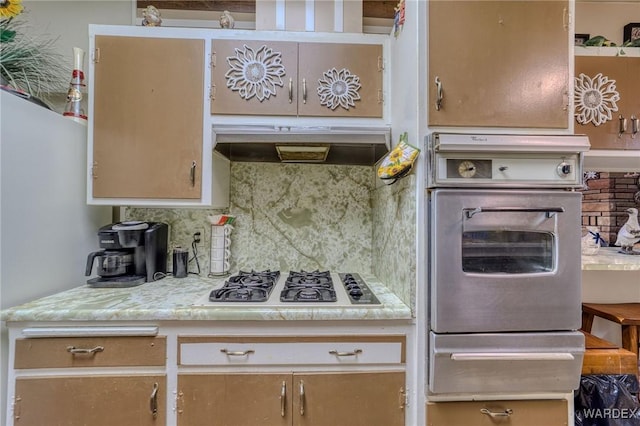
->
(85, 221, 168, 287)
(85, 250, 134, 277)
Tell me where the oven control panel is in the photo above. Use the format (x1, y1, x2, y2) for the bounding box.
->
(427, 133, 589, 188)
(432, 154, 582, 187)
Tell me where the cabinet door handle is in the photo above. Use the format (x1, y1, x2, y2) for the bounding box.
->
(280, 381, 286, 417)
(480, 408, 513, 418)
(302, 78, 307, 104)
(150, 382, 159, 419)
(66, 345, 104, 355)
(619, 115, 628, 137)
(434, 76, 443, 111)
(329, 349, 363, 357)
(631, 115, 638, 138)
(299, 380, 305, 416)
(288, 78, 293, 104)
(377, 55, 384, 71)
(220, 348, 255, 356)
(190, 161, 197, 187)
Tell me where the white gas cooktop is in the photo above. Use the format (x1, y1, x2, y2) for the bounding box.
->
(192, 271, 381, 308)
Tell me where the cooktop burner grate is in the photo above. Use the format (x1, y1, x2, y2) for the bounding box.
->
(280, 270, 337, 302)
(209, 270, 280, 302)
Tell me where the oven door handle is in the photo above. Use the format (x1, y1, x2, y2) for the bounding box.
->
(450, 352, 575, 361)
(464, 207, 565, 219)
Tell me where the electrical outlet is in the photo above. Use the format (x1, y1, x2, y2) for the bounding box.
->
(192, 228, 205, 244)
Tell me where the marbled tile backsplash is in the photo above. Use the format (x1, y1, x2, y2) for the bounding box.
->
(125, 162, 415, 310)
(371, 174, 416, 314)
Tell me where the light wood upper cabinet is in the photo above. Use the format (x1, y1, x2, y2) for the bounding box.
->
(297, 43, 383, 117)
(211, 40, 299, 116)
(574, 53, 640, 150)
(428, 1, 570, 128)
(91, 34, 207, 202)
(211, 40, 383, 118)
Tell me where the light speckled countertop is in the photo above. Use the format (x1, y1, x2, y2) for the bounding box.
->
(0, 274, 412, 322)
(582, 247, 640, 271)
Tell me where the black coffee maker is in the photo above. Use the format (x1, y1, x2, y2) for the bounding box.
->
(85, 221, 168, 287)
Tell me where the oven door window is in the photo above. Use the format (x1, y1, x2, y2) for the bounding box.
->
(462, 230, 554, 274)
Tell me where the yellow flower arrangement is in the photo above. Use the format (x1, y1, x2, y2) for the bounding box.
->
(0, 0, 23, 20)
(0, 0, 68, 100)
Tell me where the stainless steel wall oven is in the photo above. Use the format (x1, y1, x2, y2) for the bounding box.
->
(426, 133, 589, 395)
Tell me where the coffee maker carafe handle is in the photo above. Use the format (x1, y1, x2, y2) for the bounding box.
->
(85, 251, 102, 276)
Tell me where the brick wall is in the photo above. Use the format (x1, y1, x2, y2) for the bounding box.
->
(581, 172, 640, 246)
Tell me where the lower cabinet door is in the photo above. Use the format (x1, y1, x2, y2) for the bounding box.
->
(177, 373, 291, 426)
(427, 400, 568, 426)
(295, 371, 405, 426)
(14, 375, 166, 426)
(178, 371, 405, 426)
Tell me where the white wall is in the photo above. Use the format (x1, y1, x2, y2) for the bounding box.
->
(0, 93, 113, 426)
(1, 2, 125, 420)
(18, 0, 134, 68)
(576, 1, 640, 45)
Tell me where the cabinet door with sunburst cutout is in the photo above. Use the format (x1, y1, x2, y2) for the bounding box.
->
(211, 40, 298, 116)
(297, 43, 383, 118)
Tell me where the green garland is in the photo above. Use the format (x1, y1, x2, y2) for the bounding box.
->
(0, 17, 69, 99)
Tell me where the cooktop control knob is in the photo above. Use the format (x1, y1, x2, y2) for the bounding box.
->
(557, 162, 572, 177)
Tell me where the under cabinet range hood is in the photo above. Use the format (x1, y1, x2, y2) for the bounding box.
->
(212, 124, 391, 165)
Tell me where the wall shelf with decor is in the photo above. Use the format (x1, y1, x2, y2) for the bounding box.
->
(575, 46, 640, 58)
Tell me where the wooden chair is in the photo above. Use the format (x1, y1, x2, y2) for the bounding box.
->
(582, 302, 640, 358)
(580, 330, 638, 376)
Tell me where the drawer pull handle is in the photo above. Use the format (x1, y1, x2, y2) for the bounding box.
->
(66, 345, 104, 355)
(329, 349, 363, 357)
(480, 408, 513, 418)
(451, 352, 574, 361)
(280, 381, 286, 417)
(150, 382, 159, 419)
(220, 348, 255, 356)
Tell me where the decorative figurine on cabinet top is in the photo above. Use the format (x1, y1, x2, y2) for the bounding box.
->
(615, 207, 640, 255)
(219, 10, 235, 29)
(582, 226, 605, 256)
(142, 5, 162, 27)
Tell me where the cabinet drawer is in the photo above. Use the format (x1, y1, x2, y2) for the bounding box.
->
(15, 336, 166, 369)
(178, 336, 405, 366)
(427, 400, 568, 426)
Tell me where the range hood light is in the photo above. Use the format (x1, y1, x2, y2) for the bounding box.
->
(276, 144, 330, 162)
